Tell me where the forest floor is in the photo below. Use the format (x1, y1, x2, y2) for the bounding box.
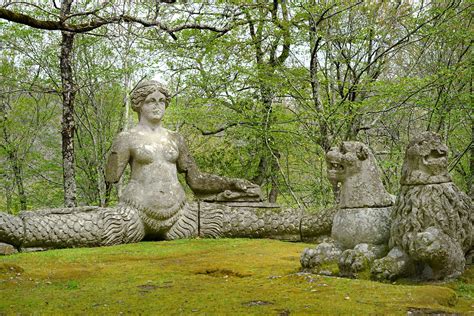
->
(0, 238, 472, 315)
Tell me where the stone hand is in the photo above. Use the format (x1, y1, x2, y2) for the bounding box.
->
(233, 179, 260, 195)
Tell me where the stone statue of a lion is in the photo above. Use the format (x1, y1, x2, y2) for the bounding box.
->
(372, 132, 473, 280)
(301, 141, 394, 277)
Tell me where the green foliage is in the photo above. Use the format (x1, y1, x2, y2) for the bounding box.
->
(0, 1, 472, 208)
(0, 51, 63, 212)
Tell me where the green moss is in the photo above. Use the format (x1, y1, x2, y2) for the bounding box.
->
(355, 267, 372, 280)
(0, 239, 472, 314)
(0, 263, 24, 274)
(314, 260, 340, 276)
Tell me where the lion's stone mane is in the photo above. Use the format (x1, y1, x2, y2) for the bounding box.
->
(390, 183, 472, 254)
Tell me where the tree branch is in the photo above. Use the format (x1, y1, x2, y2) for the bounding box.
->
(191, 122, 248, 135)
(0, 7, 232, 34)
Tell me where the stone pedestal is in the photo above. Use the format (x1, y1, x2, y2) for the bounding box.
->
(331, 207, 392, 249)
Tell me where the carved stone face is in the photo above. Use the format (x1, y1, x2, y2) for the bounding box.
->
(326, 140, 393, 210)
(326, 141, 369, 183)
(140, 90, 167, 123)
(401, 132, 451, 185)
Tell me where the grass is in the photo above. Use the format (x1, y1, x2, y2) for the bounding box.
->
(0, 238, 472, 315)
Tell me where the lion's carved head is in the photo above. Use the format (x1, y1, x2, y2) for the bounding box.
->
(401, 132, 451, 185)
(326, 141, 394, 209)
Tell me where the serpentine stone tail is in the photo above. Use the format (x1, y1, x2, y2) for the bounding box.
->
(165, 203, 200, 239)
(0, 212, 23, 247)
(0, 206, 144, 250)
(0, 202, 334, 252)
(199, 202, 335, 241)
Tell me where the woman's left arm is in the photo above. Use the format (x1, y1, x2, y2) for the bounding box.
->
(175, 133, 260, 196)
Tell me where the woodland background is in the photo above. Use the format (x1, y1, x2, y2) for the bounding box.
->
(0, 0, 472, 214)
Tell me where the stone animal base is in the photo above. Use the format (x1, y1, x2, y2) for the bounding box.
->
(198, 201, 334, 241)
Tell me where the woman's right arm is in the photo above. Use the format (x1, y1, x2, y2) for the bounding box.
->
(105, 132, 130, 184)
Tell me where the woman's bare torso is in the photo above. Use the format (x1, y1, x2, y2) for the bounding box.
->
(120, 127, 186, 217)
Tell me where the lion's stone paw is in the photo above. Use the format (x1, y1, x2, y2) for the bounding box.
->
(300, 242, 342, 274)
(339, 248, 372, 277)
(371, 257, 398, 281)
(370, 247, 413, 281)
(413, 228, 442, 256)
(300, 248, 316, 269)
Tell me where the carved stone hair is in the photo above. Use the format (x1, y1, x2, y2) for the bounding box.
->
(130, 80, 171, 112)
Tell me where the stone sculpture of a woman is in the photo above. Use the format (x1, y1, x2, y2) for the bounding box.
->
(0, 80, 261, 250)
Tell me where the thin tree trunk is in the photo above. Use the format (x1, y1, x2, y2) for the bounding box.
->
(262, 90, 280, 202)
(268, 150, 280, 203)
(116, 49, 132, 199)
(470, 123, 473, 200)
(252, 156, 267, 186)
(469, 78, 473, 200)
(3, 148, 27, 211)
(4, 180, 13, 214)
(1, 106, 27, 211)
(8, 151, 27, 210)
(310, 29, 330, 152)
(114, 0, 134, 201)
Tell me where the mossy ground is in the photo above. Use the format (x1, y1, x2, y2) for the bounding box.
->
(0, 238, 472, 315)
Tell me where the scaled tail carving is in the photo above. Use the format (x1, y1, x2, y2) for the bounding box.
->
(0, 206, 144, 250)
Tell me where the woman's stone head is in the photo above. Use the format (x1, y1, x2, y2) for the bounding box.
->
(130, 80, 171, 113)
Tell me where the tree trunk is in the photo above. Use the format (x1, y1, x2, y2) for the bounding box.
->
(60, 31, 76, 207)
(116, 48, 132, 200)
(60, 0, 77, 207)
(261, 89, 280, 202)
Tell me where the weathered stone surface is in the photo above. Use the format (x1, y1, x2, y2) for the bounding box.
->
(216, 202, 280, 208)
(220, 205, 300, 240)
(196, 202, 333, 241)
(13, 206, 144, 249)
(400, 132, 451, 185)
(371, 247, 416, 281)
(372, 132, 473, 281)
(353, 243, 387, 259)
(300, 241, 342, 271)
(0, 212, 24, 247)
(19, 247, 46, 253)
(338, 243, 388, 277)
(413, 227, 466, 279)
(301, 207, 336, 241)
(0, 242, 18, 255)
(301, 141, 394, 277)
(196, 187, 262, 202)
(331, 207, 392, 249)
